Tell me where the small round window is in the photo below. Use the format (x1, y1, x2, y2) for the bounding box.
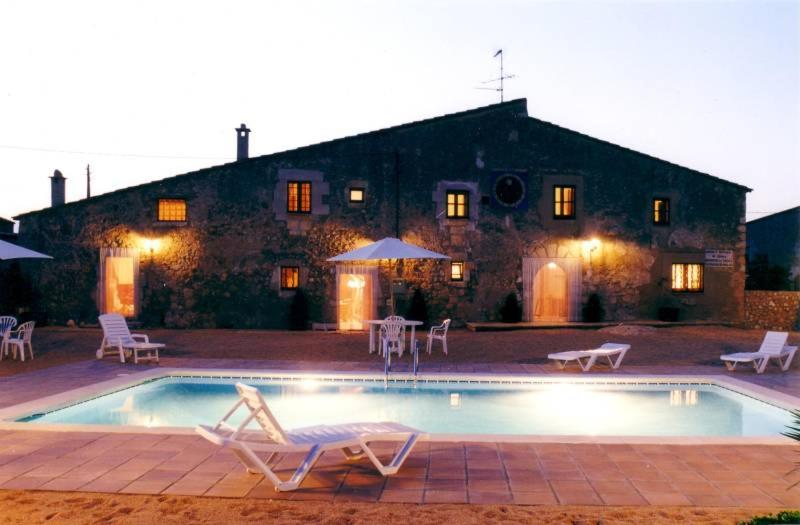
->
(494, 174, 526, 207)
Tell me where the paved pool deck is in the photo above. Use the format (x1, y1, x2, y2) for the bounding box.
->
(0, 357, 798, 507)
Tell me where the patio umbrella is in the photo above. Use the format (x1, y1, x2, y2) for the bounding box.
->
(0, 240, 52, 261)
(327, 237, 449, 313)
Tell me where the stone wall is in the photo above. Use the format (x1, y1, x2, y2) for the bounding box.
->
(16, 99, 749, 328)
(744, 291, 800, 331)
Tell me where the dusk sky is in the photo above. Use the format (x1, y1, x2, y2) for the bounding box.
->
(1, 0, 797, 222)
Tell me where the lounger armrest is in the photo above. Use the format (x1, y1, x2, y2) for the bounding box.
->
(131, 334, 150, 343)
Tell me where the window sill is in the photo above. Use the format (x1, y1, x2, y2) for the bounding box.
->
(153, 221, 188, 228)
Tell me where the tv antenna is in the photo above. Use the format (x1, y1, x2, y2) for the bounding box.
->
(475, 49, 516, 102)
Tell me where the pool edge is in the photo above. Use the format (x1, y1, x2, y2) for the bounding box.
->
(0, 367, 797, 445)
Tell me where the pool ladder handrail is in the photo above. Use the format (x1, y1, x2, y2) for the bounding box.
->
(384, 339, 420, 387)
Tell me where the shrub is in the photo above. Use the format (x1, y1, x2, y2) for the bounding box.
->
(739, 511, 800, 525)
(499, 293, 522, 323)
(288, 288, 310, 330)
(582, 293, 604, 322)
(405, 288, 429, 328)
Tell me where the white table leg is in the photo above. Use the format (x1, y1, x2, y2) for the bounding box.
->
(369, 325, 376, 354)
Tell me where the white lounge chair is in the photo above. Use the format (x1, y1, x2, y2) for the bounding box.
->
(196, 383, 423, 492)
(4, 321, 34, 361)
(720, 331, 798, 374)
(97, 313, 163, 364)
(426, 319, 451, 355)
(548, 342, 631, 372)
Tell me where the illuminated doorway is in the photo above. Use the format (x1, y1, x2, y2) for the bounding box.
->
(99, 248, 139, 317)
(533, 262, 568, 322)
(336, 266, 377, 331)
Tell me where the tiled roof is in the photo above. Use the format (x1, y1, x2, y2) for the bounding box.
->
(15, 97, 750, 218)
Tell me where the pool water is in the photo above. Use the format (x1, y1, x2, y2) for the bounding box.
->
(19, 377, 792, 436)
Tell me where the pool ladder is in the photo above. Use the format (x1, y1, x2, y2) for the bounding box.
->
(384, 339, 420, 387)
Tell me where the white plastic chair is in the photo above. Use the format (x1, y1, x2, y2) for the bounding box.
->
(380, 315, 406, 359)
(196, 383, 424, 492)
(97, 313, 163, 364)
(426, 319, 451, 355)
(5, 321, 35, 362)
(0, 316, 17, 360)
(721, 331, 797, 374)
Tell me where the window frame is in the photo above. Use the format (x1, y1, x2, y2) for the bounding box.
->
(445, 190, 470, 219)
(450, 261, 465, 282)
(280, 266, 300, 290)
(553, 185, 576, 220)
(671, 263, 704, 293)
(287, 181, 312, 214)
(156, 198, 188, 222)
(653, 197, 671, 226)
(348, 187, 365, 203)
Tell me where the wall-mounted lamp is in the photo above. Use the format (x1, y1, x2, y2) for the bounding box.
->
(583, 237, 601, 279)
(143, 238, 161, 255)
(582, 237, 601, 253)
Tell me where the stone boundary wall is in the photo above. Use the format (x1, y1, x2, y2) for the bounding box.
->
(744, 290, 800, 331)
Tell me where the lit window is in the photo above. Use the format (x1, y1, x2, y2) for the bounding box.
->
(349, 187, 365, 203)
(280, 266, 299, 289)
(157, 199, 187, 222)
(653, 198, 670, 225)
(446, 190, 469, 219)
(451, 262, 464, 282)
(671, 263, 703, 292)
(287, 182, 312, 213)
(553, 185, 575, 219)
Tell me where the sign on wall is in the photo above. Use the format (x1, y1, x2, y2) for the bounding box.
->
(705, 250, 734, 269)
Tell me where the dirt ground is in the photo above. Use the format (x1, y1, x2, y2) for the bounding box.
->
(0, 490, 779, 525)
(1, 324, 798, 378)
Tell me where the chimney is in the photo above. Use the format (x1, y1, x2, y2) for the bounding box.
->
(50, 169, 66, 207)
(235, 123, 251, 160)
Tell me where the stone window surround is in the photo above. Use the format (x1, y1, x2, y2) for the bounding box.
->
(273, 169, 330, 223)
(448, 259, 469, 287)
(433, 181, 479, 229)
(537, 175, 584, 231)
(346, 180, 369, 208)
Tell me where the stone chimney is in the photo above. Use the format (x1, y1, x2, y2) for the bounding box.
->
(236, 123, 251, 160)
(50, 169, 66, 207)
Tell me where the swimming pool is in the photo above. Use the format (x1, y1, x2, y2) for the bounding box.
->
(15, 375, 793, 437)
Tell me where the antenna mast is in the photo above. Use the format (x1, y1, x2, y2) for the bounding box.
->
(86, 164, 91, 198)
(474, 49, 516, 102)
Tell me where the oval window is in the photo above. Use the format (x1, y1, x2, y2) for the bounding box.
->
(494, 174, 526, 207)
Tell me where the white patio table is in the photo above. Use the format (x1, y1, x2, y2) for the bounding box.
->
(366, 319, 423, 355)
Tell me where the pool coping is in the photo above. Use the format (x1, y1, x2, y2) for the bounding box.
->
(0, 367, 797, 445)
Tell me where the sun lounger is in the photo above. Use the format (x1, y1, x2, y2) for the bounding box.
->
(720, 331, 797, 374)
(548, 342, 631, 372)
(97, 313, 163, 364)
(196, 382, 424, 492)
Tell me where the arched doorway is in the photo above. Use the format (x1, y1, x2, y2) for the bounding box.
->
(533, 262, 568, 322)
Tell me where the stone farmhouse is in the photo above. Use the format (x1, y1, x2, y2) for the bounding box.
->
(15, 99, 750, 328)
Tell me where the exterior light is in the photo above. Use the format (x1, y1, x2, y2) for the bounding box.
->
(547, 262, 557, 269)
(143, 238, 160, 255)
(583, 238, 601, 252)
